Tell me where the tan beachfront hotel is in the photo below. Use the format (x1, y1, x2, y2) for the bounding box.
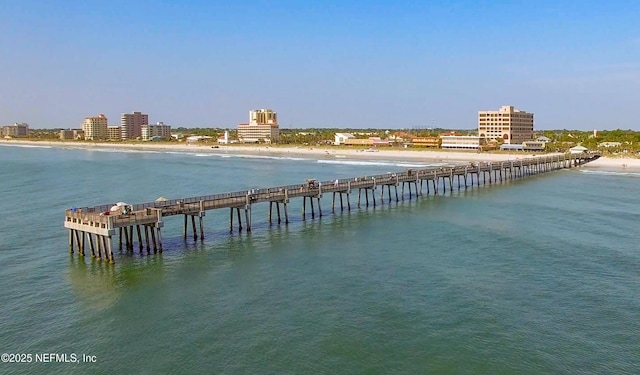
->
(237, 108, 280, 143)
(478, 105, 534, 144)
(82, 114, 108, 140)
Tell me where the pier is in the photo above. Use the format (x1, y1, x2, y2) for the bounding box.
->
(64, 153, 599, 263)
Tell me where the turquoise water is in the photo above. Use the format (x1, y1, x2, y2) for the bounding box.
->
(0, 144, 638, 374)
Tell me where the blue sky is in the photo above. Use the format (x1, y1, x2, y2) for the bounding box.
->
(1, 0, 639, 130)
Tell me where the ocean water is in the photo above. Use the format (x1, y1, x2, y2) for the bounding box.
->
(0, 143, 638, 374)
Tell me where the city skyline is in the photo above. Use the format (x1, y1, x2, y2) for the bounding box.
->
(1, 1, 639, 130)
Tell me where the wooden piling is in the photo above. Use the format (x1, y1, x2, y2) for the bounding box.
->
(245, 207, 251, 232)
(302, 196, 306, 219)
(136, 225, 143, 253)
(283, 202, 289, 224)
(150, 227, 157, 253)
(157, 227, 163, 253)
(69, 230, 74, 253)
(144, 225, 150, 254)
(183, 215, 188, 240)
(276, 202, 282, 224)
(88, 233, 95, 258)
(199, 215, 204, 240)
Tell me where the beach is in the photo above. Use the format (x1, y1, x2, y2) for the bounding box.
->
(3, 139, 637, 168)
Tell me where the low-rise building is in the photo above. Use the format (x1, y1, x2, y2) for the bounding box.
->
(369, 137, 390, 147)
(217, 131, 230, 144)
(411, 136, 441, 148)
(107, 126, 121, 140)
(60, 129, 74, 140)
(388, 132, 414, 144)
(570, 145, 588, 154)
(345, 138, 374, 146)
(186, 135, 213, 143)
(500, 144, 524, 151)
(522, 141, 546, 151)
(2, 123, 29, 137)
(237, 123, 280, 143)
(440, 135, 486, 150)
(142, 122, 171, 141)
(59, 129, 84, 140)
(334, 133, 355, 145)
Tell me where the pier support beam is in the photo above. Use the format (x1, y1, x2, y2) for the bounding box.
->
(269, 202, 273, 224)
(276, 202, 281, 223)
(157, 227, 163, 253)
(150, 227, 158, 253)
(144, 225, 151, 254)
(199, 214, 204, 241)
(284, 202, 289, 224)
(245, 206, 252, 232)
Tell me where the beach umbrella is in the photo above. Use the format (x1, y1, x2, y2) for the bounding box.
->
(116, 202, 128, 207)
(155, 196, 167, 202)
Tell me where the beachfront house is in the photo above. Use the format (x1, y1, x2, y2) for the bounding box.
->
(334, 133, 355, 145)
(522, 141, 546, 151)
(186, 135, 213, 143)
(500, 144, 524, 151)
(569, 145, 589, 154)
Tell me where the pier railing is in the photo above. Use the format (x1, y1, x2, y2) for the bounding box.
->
(68, 153, 592, 219)
(64, 152, 600, 263)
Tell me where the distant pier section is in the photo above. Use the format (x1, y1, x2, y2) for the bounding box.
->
(64, 153, 599, 263)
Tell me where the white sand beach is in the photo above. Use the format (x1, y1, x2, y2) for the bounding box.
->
(3, 139, 639, 169)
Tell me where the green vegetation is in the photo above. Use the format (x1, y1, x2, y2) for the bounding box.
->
(19, 127, 640, 157)
(539, 129, 640, 155)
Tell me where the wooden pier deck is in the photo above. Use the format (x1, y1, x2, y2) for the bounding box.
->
(64, 152, 599, 263)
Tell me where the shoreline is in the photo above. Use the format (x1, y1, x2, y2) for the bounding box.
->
(2, 139, 638, 169)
